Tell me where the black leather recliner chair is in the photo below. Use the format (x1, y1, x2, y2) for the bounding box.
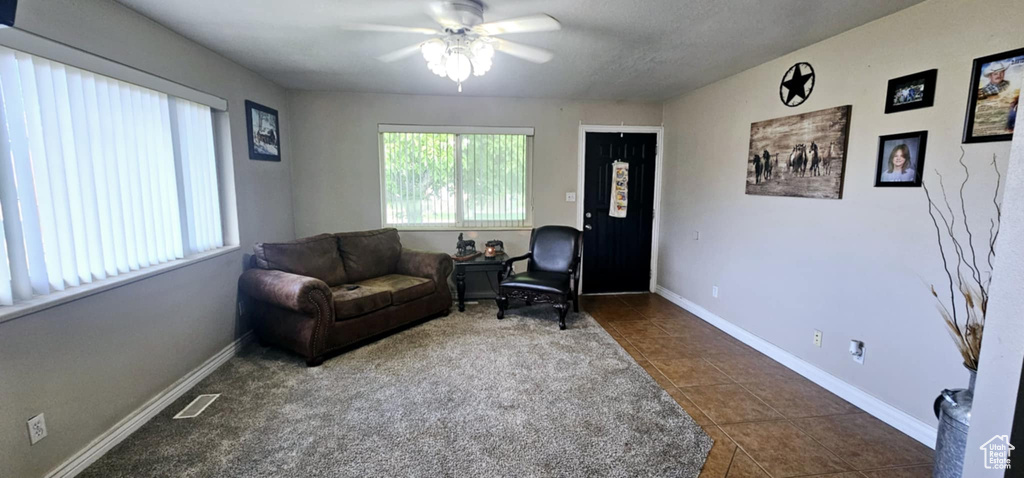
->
(495, 225, 583, 329)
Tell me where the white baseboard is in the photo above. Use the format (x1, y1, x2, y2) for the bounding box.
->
(655, 286, 938, 448)
(46, 332, 253, 478)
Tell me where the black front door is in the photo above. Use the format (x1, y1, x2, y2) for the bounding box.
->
(582, 132, 657, 294)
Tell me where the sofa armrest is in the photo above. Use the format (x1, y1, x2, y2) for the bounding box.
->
(239, 269, 332, 316)
(396, 249, 454, 286)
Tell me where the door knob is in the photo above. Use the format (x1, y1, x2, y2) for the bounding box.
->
(585, 212, 592, 218)
(585, 224, 593, 230)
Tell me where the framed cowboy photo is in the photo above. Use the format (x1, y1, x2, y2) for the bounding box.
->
(245, 100, 281, 161)
(963, 47, 1024, 143)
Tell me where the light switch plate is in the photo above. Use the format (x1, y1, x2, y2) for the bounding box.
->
(27, 413, 47, 445)
(565, 192, 576, 202)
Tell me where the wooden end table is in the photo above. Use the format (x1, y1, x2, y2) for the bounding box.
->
(454, 252, 507, 312)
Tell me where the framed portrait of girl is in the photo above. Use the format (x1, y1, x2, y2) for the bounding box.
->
(874, 131, 927, 187)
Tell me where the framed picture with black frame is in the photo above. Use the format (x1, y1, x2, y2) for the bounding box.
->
(245, 100, 281, 161)
(874, 131, 927, 188)
(884, 69, 937, 114)
(963, 47, 1024, 143)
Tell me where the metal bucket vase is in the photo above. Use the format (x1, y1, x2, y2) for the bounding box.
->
(932, 365, 976, 478)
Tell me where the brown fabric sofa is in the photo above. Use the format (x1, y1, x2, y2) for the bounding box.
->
(238, 228, 453, 366)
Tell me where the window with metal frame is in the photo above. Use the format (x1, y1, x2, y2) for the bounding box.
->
(379, 125, 533, 229)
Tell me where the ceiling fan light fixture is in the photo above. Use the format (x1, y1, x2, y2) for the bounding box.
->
(362, 3, 559, 92)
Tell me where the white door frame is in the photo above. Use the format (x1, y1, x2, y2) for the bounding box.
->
(577, 124, 665, 294)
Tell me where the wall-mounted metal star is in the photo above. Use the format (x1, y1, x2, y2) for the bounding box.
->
(779, 62, 815, 107)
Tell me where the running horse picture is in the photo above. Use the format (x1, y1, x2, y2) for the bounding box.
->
(745, 105, 852, 199)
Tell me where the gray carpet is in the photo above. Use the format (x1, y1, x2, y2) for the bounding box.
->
(82, 304, 711, 477)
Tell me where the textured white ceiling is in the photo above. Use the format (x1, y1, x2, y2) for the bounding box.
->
(115, 0, 922, 101)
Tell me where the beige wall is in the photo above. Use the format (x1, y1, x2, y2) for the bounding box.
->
(0, 1, 294, 476)
(287, 91, 662, 256)
(659, 0, 1020, 431)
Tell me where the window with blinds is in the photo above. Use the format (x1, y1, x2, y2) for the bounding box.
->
(379, 126, 532, 229)
(0, 46, 224, 307)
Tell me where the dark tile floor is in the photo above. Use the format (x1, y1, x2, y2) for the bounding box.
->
(581, 293, 934, 478)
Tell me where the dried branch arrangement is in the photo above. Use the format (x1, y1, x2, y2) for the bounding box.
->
(923, 149, 1002, 371)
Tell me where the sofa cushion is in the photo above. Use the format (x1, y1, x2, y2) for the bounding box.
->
(500, 271, 570, 295)
(335, 228, 402, 282)
(357, 274, 435, 305)
(253, 234, 347, 286)
(331, 285, 392, 321)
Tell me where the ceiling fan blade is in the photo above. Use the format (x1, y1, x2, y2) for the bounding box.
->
(473, 14, 561, 35)
(494, 39, 554, 64)
(338, 23, 441, 35)
(377, 42, 425, 63)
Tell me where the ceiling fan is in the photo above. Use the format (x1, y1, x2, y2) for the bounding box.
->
(340, 0, 561, 92)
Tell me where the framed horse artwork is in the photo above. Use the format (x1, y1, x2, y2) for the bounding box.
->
(745, 105, 852, 199)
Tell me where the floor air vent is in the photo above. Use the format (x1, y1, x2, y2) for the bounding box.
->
(173, 394, 220, 419)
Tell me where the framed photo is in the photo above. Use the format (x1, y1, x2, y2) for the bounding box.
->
(875, 131, 927, 187)
(963, 47, 1024, 143)
(884, 69, 937, 114)
(746, 105, 852, 199)
(245, 100, 281, 161)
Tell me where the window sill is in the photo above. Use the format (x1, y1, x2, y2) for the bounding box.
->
(390, 227, 536, 232)
(0, 246, 240, 325)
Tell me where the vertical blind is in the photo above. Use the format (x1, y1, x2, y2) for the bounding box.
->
(380, 130, 531, 229)
(0, 46, 223, 307)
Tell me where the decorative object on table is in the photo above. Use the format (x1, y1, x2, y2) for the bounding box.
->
(484, 240, 504, 258)
(923, 150, 1003, 476)
(454, 251, 507, 312)
(358, 0, 561, 93)
(609, 161, 628, 218)
(963, 47, 1024, 143)
(245, 100, 281, 161)
(884, 69, 937, 114)
(779, 62, 815, 107)
(496, 226, 582, 330)
(746, 105, 851, 199)
(455, 233, 477, 257)
(451, 251, 482, 262)
(874, 131, 927, 187)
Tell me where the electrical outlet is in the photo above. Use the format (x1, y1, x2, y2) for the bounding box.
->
(850, 340, 865, 364)
(712, 286, 719, 298)
(27, 413, 47, 445)
(693, 231, 700, 240)
(565, 192, 576, 202)
(813, 330, 822, 347)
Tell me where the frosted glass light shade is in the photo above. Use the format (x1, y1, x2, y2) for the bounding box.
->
(421, 39, 445, 63)
(470, 41, 494, 61)
(445, 53, 471, 82)
(471, 57, 491, 76)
